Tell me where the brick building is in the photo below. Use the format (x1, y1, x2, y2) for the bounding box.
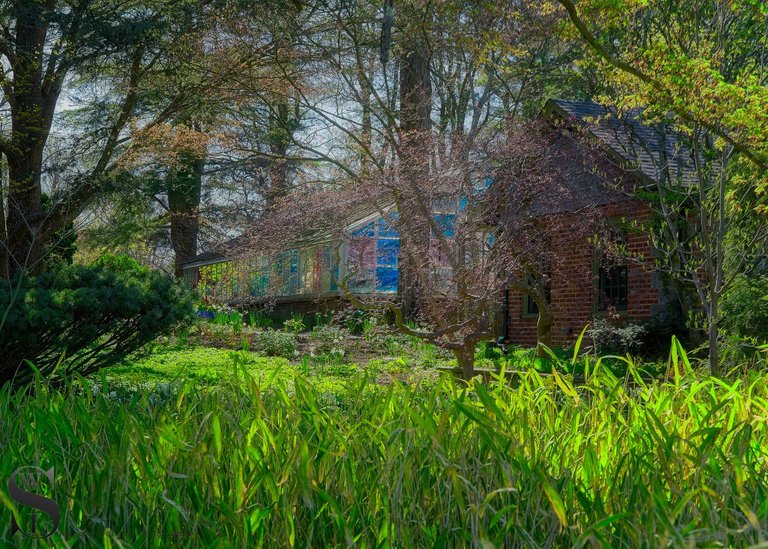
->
(500, 99, 690, 346)
(503, 200, 665, 347)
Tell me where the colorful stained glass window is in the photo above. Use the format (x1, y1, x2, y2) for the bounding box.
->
(353, 222, 375, 238)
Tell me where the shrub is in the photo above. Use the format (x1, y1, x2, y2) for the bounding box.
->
(313, 310, 334, 328)
(200, 323, 239, 346)
(720, 273, 768, 342)
(588, 318, 647, 355)
(476, 340, 504, 362)
(198, 305, 243, 333)
(378, 333, 408, 355)
(248, 310, 275, 329)
(343, 308, 369, 334)
(0, 254, 194, 388)
(214, 310, 243, 333)
(252, 330, 297, 358)
(197, 309, 215, 321)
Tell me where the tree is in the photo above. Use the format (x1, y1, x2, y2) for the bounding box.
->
(556, 0, 768, 374)
(117, 122, 210, 276)
(557, 0, 768, 189)
(0, 254, 194, 389)
(0, 0, 208, 276)
(242, 120, 608, 378)
(250, 0, 581, 320)
(71, 1, 304, 275)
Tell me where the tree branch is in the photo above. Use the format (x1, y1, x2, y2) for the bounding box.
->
(557, 0, 767, 171)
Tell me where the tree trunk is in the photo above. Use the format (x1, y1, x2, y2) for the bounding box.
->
(708, 322, 720, 376)
(0, 154, 9, 279)
(397, 35, 431, 319)
(454, 345, 475, 381)
(398, 238, 421, 319)
(265, 100, 292, 210)
(399, 42, 432, 134)
(169, 156, 204, 278)
(358, 71, 372, 177)
(6, 149, 45, 277)
(3, 2, 60, 278)
(708, 296, 720, 376)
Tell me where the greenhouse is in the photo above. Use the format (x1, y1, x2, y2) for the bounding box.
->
(183, 211, 407, 302)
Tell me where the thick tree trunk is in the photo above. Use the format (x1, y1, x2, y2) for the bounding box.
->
(265, 99, 293, 210)
(169, 157, 204, 278)
(398, 241, 420, 320)
(4, 3, 54, 278)
(399, 44, 432, 133)
(397, 38, 431, 319)
(454, 345, 475, 381)
(6, 149, 45, 277)
(0, 155, 9, 279)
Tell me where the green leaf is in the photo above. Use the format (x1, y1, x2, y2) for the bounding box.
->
(536, 468, 569, 529)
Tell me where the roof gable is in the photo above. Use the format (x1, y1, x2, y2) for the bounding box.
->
(545, 99, 703, 187)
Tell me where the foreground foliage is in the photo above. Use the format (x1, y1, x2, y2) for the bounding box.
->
(2, 346, 768, 547)
(0, 255, 194, 388)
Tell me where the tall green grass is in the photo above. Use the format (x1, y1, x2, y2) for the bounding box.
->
(1, 353, 768, 547)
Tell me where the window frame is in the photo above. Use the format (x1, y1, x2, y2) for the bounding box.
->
(521, 272, 550, 319)
(593, 252, 629, 314)
(345, 212, 400, 294)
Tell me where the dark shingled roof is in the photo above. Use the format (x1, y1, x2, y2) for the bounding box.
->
(182, 250, 226, 268)
(546, 99, 701, 187)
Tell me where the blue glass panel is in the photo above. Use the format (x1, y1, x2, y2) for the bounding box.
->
(376, 267, 398, 292)
(434, 213, 455, 237)
(352, 222, 375, 237)
(377, 239, 399, 266)
(470, 178, 492, 196)
(458, 196, 468, 211)
(378, 213, 399, 237)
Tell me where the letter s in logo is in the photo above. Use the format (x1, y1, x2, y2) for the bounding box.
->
(8, 466, 60, 538)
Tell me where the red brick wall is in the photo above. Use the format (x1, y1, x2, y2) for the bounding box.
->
(506, 199, 661, 347)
